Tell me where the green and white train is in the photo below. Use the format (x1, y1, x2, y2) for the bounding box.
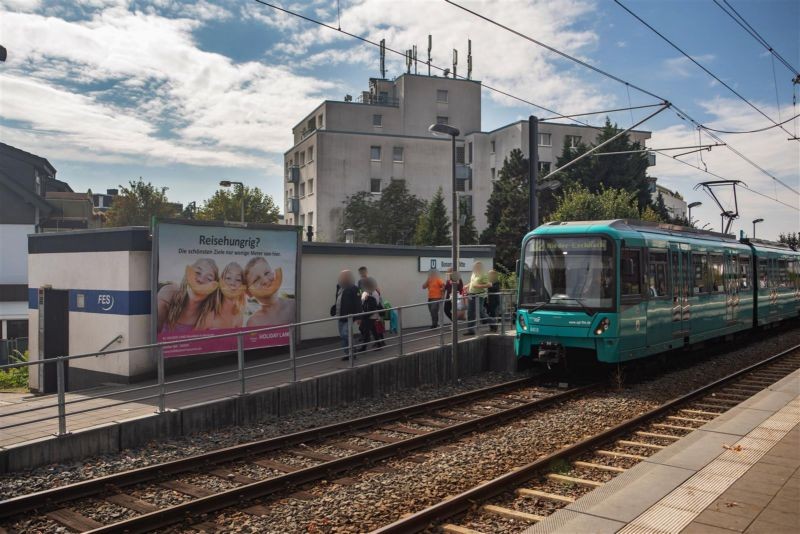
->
(515, 220, 800, 367)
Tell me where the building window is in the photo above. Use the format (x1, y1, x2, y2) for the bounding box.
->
(6, 319, 27, 340)
(299, 182, 306, 197)
(299, 214, 305, 226)
(462, 195, 473, 216)
(538, 161, 551, 174)
(370, 178, 382, 193)
(490, 167, 496, 180)
(317, 114, 324, 128)
(393, 146, 404, 162)
(307, 211, 313, 227)
(373, 114, 383, 127)
(456, 179, 466, 192)
(455, 146, 465, 164)
(307, 146, 313, 161)
(436, 116, 448, 125)
(379, 91, 389, 103)
(437, 89, 448, 103)
(307, 178, 314, 195)
(299, 151, 306, 165)
(490, 140, 496, 153)
(370, 146, 381, 161)
(565, 135, 582, 149)
(468, 142, 473, 163)
(538, 133, 551, 146)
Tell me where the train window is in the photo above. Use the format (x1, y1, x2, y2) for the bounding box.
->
(789, 259, 800, 288)
(621, 248, 642, 297)
(693, 253, 709, 294)
(647, 251, 668, 298)
(778, 260, 789, 287)
(738, 256, 751, 289)
(758, 259, 769, 288)
(709, 254, 724, 292)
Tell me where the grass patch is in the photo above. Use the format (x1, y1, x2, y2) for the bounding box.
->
(0, 351, 29, 393)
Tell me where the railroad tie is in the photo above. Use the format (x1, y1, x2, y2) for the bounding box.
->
(596, 450, 648, 461)
(46, 509, 103, 532)
(681, 408, 722, 416)
(652, 423, 696, 431)
(666, 415, 709, 424)
(252, 459, 301, 473)
(360, 432, 404, 443)
(617, 440, 666, 450)
(635, 431, 681, 441)
(481, 504, 545, 522)
(159, 480, 215, 498)
(442, 524, 486, 534)
(208, 469, 258, 485)
(573, 460, 626, 473)
(289, 449, 339, 462)
(105, 493, 159, 514)
(380, 424, 430, 436)
(546, 473, 603, 488)
(330, 441, 372, 452)
(409, 417, 451, 428)
(516, 488, 576, 503)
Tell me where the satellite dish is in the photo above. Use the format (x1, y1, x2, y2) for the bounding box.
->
(443, 68, 450, 78)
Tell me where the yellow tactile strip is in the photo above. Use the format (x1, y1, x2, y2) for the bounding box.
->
(618, 396, 800, 534)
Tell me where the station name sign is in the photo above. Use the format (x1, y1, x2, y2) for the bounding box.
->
(418, 257, 477, 272)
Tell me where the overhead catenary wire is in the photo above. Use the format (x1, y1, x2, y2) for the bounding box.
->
(712, 0, 799, 77)
(699, 111, 800, 134)
(443, 0, 800, 198)
(614, 0, 796, 141)
(251, 0, 658, 129)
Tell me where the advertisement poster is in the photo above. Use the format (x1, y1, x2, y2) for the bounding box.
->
(154, 220, 299, 357)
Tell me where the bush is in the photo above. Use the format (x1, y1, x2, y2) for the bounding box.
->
(0, 351, 29, 391)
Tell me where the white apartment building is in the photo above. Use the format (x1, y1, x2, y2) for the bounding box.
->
(284, 74, 653, 241)
(651, 183, 688, 220)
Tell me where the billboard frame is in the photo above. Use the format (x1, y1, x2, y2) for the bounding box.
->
(150, 218, 302, 357)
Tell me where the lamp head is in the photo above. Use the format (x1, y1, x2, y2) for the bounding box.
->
(219, 180, 232, 187)
(753, 218, 764, 224)
(688, 201, 702, 209)
(428, 123, 460, 137)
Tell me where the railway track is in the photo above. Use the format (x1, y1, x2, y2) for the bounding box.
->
(373, 344, 800, 534)
(0, 375, 597, 534)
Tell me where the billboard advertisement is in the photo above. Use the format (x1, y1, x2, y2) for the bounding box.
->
(153, 220, 299, 357)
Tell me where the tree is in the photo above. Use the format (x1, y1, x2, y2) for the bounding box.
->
(549, 185, 665, 222)
(340, 180, 426, 244)
(480, 149, 531, 270)
(414, 187, 451, 246)
(105, 178, 178, 227)
(459, 197, 479, 245)
(197, 186, 279, 223)
(779, 233, 799, 247)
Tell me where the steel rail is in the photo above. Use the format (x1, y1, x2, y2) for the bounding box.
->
(0, 374, 550, 518)
(372, 343, 800, 534)
(84, 382, 596, 534)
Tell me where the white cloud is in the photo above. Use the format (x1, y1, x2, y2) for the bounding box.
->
(650, 98, 799, 240)
(660, 54, 716, 79)
(0, 5, 338, 169)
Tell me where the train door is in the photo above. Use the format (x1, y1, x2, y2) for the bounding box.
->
(618, 247, 647, 359)
(670, 246, 689, 341)
(645, 249, 671, 349)
(724, 252, 738, 325)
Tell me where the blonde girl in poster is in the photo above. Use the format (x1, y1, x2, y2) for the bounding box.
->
(244, 257, 296, 326)
(206, 262, 247, 329)
(157, 258, 219, 333)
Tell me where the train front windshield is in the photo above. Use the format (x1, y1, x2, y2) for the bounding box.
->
(520, 236, 614, 312)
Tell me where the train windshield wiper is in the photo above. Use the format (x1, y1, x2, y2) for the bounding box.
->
(551, 296, 594, 316)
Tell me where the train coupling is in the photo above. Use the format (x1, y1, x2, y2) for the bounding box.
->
(536, 342, 565, 364)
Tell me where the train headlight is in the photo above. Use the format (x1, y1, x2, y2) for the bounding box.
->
(518, 312, 528, 331)
(594, 318, 610, 335)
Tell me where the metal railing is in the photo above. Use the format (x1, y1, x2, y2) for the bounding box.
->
(0, 292, 516, 436)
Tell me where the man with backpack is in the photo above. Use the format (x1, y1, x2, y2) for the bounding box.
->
(332, 270, 361, 360)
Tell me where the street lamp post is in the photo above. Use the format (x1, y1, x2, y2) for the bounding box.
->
(752, 218, 764, 239)
(220, 180, 245, 223)
(687, 201, 702, 226)
(429, 122, 461, 381)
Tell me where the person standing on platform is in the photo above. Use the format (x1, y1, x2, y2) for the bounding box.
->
(486, 269, 501, 332)
(465, 261, 491, 335)
(332, 270, 361, 360)
(443, 266, 464, 323)
(357, 266, 369, 292)
(423, 269, 445, 329)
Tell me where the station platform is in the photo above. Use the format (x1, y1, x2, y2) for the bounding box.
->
(527, 369, 800, 534)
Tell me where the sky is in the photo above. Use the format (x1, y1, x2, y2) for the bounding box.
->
(1, 0, 798, 240)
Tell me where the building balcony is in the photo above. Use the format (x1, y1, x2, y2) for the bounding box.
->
(287, 166, 300, 184)
(285, 197, 300, 215)
(353, 94, 400, 107)
(455, 164, 472, 180)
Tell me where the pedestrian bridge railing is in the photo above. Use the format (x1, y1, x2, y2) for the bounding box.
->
(0, 292, 517, 437)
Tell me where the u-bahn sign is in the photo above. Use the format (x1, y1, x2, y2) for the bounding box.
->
(418, 256, 476, 272)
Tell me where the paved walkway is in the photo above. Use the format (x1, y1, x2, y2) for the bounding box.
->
(527, 369, 800, 534)
(0, 324, 506, 449)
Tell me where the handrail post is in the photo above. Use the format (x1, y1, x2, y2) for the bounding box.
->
(439, 298, 445, 347)
(290, 324, 297, 382)
(347, 314, 354, 367)
(237, 334, 245, 396)
(56, 356, 67, 435)
(157, 346, 166, 414)
(500, 292, 506, 333)
(473, 294, 480, 335)
(397, 307, 404, 355)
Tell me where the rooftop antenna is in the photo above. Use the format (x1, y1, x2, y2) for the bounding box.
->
(379, 38, 386, 78)
(467, 39, 472, 80)
(693, 180, 744, 234)
(405, 49, 412, 74)
(452, 48, 458, 79)
(427, 35, 432, 75)
(413, 44, 418, 74)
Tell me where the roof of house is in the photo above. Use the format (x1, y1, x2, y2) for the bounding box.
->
(0, 142, 57, 175)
